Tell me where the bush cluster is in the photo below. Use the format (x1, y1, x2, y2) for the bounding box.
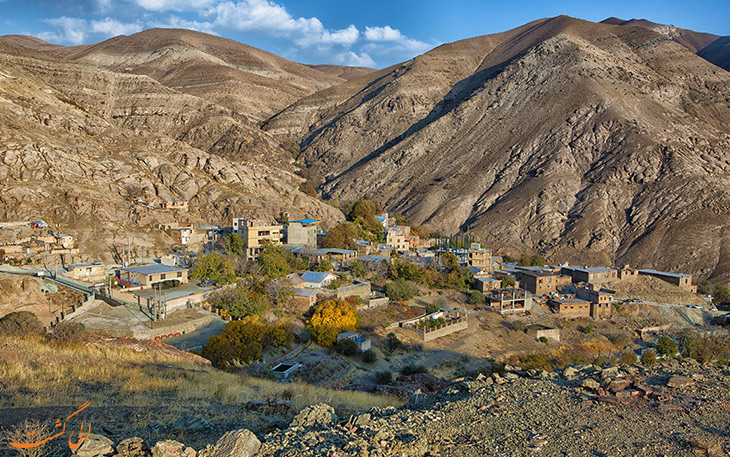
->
(307, 299, 359, 347)
(203, 317, 293, 367)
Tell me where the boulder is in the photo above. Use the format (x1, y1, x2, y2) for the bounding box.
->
(209, 429, 261, 457)
(667, 375, 695, 388)
(290, 403, 338, 428)
(115, 437, 150, 457)
(170, 416, 213, 436)
(563, 367, 578, 378)
(582, 378, 601, 391)
(75, 433, 114, 457)
(151, 440, 196, 457)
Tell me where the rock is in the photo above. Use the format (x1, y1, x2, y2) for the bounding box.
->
(75, 433, 114, 457)
(563, 367, 578, 378)
(353, 413, 371, 427)
(209, 429, 260, 457)
(170, 416, 213, 435)
(151, 440, 196, 457)
(667, 375, 695, 388)
(582, 378, 601, 391)
(290, 403, 338, 428)
(115, 437, 150, 457)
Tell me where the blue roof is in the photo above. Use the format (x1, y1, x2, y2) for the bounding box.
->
(121, 264, 186, 275)
(301, 271, 334, 284)
(294, 289, 318, 297)
(359, 255, 389, 262)
(291, 219, 320, 225)
(69, 262, 102, 268)
(375, 217, 386, 222)
(315, 248, 355, 255)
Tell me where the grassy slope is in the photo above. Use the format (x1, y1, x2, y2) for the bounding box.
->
(0, 335, 401, 415)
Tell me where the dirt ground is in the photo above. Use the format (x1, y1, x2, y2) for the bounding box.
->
(0, 273, 84, 326)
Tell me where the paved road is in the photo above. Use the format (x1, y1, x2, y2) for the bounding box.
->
(162, 318, 227, 352)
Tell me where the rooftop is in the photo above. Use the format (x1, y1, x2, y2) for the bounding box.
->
(639, 269, 691, 279)
(290, 219, 320, 225)
(121, 264, 187, 275)
(132, 282, 213, 301)
(294, 289, 318, 297)
(300, 271, 336, 284)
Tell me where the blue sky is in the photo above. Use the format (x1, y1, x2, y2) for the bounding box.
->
(1, 0, 728, 68)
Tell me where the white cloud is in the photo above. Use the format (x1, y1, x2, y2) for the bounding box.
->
(149, 15, 216, 33)
(39, 17, 88, 45)
(207, 0, 358, 46)
(135, 0, 216, 12)
(90, 17, 143, 36)
(337, 51, 375, 67)
(364, 25, 402, 42)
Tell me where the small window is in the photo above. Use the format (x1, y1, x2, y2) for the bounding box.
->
(161, 274, 166, 280)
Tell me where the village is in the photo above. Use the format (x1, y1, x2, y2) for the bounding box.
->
(1, 199, 728, 392)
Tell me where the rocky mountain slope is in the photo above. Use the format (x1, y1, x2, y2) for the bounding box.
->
(0, 42, 342, 261)
(265, 16, 730, 280)
(602, 17, 730, 71)
(0, 29, 360, 122)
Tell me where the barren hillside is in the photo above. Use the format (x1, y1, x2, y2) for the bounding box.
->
(266, 15, 730, 281)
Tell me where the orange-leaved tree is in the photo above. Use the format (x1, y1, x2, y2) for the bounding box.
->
(307, 299, 359, 347)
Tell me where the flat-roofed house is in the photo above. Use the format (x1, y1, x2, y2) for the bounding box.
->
(518, 267, 572, 296)
(233, 218, 283, 259)
(65, 262, 105, 281)
(549, 297, 592, 318)
(639, 269, 697, 293)
(120, 264, 189, 288)
(476, 276, 502, 292)
(285, 219, 320, 248)
(563, 266, 618, 284)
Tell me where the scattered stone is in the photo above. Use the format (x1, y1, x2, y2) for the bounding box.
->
(582, 378, 600, 391)
(209, 429, 260, 457)
(115, 437, 150, 457)
(75, 433, 114, 457)
(290, 403, 338, 428)
(151, 440, 196, 457)
(170, 416, 213, 435)
(667, 375, 695, 389)
(563, 367, 578, 378)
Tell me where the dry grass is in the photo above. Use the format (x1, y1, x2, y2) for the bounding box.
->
(0, 335, 402, 416)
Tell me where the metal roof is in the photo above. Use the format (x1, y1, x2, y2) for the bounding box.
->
(294, 289, 318, 297)
(290, 219, 320, 225)
(639, 269, 691, 279)
(121, 264, 187, 275)
(300, 271, 336, 284)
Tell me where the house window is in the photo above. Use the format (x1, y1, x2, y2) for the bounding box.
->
(161, 274, 166, 280)
(177, 272, 182, 277)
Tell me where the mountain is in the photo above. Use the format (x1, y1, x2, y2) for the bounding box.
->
(266, 15, 730, 280)
(0, 29, 354, 122)
(601, 17, 730, 71)
(0, 36, 343, 262)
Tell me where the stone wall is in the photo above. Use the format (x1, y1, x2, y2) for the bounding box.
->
(423, 318, 468, 342)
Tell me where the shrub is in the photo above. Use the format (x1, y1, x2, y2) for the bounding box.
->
(362, 349, 377, 363)
(641, 349, 657, 365)
(307, 299, 359, 347)
(0, 311, 44, 337)
(51, 321, 86, 345)
(511, 321, 526, 332)
(468, 290, 485, 305)
(203, 316, 292, 367)
(538, 336, 548, 344)
(608, 332, 632, 350)
(656, 335, 678, 357)
(502, 276, 516, 287)
(385, 279, 418, 301)
(401, 364, 428, 375)
(190, 252, 236, 285)
(335, 338, 358, 356)
(581, 324, 594, 335)
(209, 284, 270, 320)
(386, 332, 402, 354)
(375, 371, 393, 384)
(618, 350, 637, 365)
(424, 303, 439, 314)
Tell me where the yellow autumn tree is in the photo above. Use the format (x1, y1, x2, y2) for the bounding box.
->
(307, 299, 359, 347)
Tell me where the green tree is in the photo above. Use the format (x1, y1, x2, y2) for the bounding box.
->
(468, 290, 485, 305)
(386, 332, 402, 354)
(385, 278, 419, 301)
(641, 348, 657, 365)
(713, 285, 730, 305)
(209, 284, 270, 319)
(315, 259, 333, 272)
(203, 317, 292, 367)
(656, 335, 678, 357)
(220, 233, 244, 256)
(257, 244, 291, 279)
(191, 253, 236, 284)
(351, 260, 366, 278)
(502, 275, 516, 287)
(322, 223, 358, 250)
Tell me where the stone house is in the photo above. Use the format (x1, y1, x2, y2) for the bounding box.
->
(119, 264, 189, 288)
(638, 269, 697, 293)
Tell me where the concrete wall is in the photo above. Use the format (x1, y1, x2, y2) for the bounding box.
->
(336, 282, 371, 300)
(423, 318, 468, 342)
(357, 296, 389, 310)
